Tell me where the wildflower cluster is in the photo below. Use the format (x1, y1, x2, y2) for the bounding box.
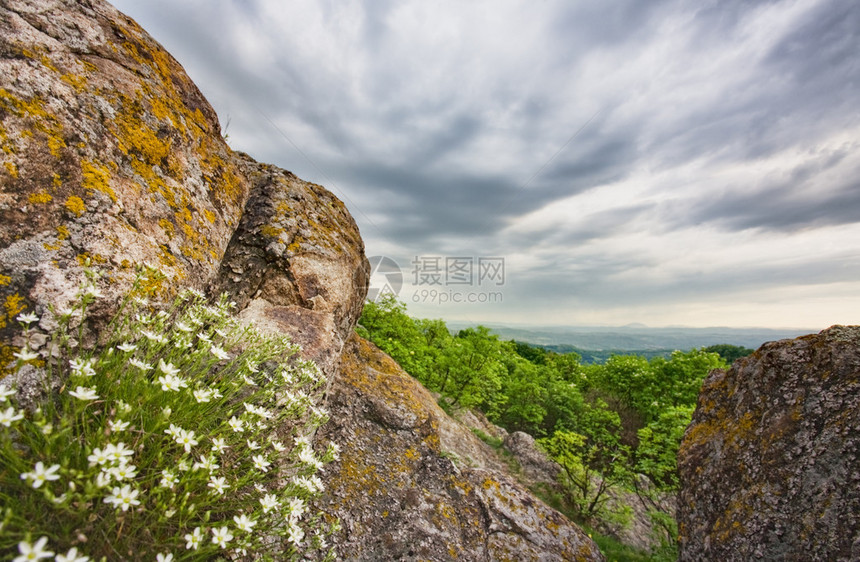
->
(0, 267, 339, 560)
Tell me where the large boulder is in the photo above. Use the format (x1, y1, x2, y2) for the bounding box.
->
(678, 325, 860, 560)
(316, 335, 604, 561)
(0, 0, 250, 374)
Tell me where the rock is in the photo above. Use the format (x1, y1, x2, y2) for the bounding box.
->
(316, 335, 604, 561)
(0, 0, 250, 374)
(210, 154, 369, 380)
(504, 431, 562, 486)
(678, 325, 860, 561)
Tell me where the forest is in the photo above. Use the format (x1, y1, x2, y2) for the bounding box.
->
(358, 295, 749, 557)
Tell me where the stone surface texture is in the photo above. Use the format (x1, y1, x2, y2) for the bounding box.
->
(678, 325, 860, 561)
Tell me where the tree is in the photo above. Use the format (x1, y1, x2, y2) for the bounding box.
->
(539, 426, 633, 524)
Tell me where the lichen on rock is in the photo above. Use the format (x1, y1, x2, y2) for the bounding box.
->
(678, 325, 860, 560)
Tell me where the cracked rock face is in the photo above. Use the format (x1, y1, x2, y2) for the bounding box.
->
(315, 336, 603, 561)
(678, 325, 860, 561)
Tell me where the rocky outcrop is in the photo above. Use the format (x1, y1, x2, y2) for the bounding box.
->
(0, 0, 250, 372)
(211, 154, 368, 378)
(504, 431, 562, 485)
(316, 335, 603, 561)
(1, 1, 601, 560)
(678, 325, 860, 560)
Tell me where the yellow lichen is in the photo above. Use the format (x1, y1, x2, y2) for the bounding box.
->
(0, 88, 66, 158)
(0, 275, 10, 286)
(2, 293, 26, 329)
(60, 73, 87, 92)
(159, 218, 175, 237)
(260, 225, 283, 239)
(81, 159, 117, 202)
(4, 161, 18, 178)
(65, 195, 86, 216)
(40, 55, 59, 73)
(56, 225, 70, 241)
(28, 191, 52, 204)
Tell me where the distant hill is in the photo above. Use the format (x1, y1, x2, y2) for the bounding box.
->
(446, 322, 813, 358)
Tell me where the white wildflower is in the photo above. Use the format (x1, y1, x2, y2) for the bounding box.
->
(156, 373, 187, 392)
(233, 513, 256, 532)
(108, 419, 130, 432)
(55, 546, 89, 562)
(227, 416, 244, 433)
(13, 347, 39, 362)
(208, 475, 228, 495)
(211, 437, 228, 454)
(252, 454, 271, 473)
(129, 358, 153, 371)
(13, 537, 54, 562)
(158, 359, 180, 377)
(20, 461, 61, 489)
(260, 493, 279, 514)
(211, 527, 233, 549)
(68, 386, 99, 401)
(184, 527, 203, 550)
(210, 344, 229, 361)
(160, 470, 178, 489)
(0, 406, 24, 427)
(104, 484, 140, 511)
(17, 311, 39, 325)
(192, 455, 219, 472)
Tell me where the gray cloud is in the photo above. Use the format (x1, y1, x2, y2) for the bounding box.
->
(111, 0, 860, 328)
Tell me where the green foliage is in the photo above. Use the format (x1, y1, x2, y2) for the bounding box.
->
(703, 344, 753, 364)
(538, 429, 632, 523)
(1, 267, 338, 561)
(635, 405, 695, 490)
(358, 298, 726, 554)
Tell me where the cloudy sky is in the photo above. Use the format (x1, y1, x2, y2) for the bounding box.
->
(111, 0, 860, 329)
